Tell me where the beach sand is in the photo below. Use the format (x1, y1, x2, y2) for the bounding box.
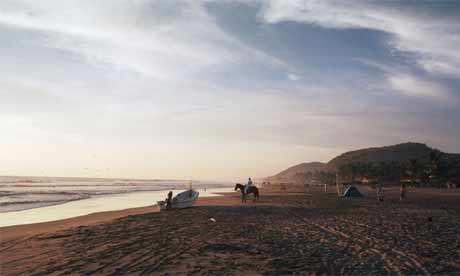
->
(1, 187, 460, 275)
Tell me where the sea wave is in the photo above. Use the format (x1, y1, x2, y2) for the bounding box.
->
(0, 177, 232, 213)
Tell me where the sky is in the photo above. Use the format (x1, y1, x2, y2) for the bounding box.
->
(0, 0, 459, 180)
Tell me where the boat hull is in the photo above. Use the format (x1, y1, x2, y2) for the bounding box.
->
(157, 190, 199, 211)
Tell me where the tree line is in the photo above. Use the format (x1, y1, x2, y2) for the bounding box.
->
(294, 151, 460, 188)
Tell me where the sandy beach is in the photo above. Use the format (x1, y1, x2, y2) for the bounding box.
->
(3, 0, 460, 274)
(1, 187, 460, 275)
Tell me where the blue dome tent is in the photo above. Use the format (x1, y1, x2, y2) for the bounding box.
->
(342, 186, 363, 197)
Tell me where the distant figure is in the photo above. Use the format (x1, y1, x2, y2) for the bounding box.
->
(377, 186, 384, 202)
(244, 177, 253, 194)
(166, 191, 173, 209)
(204, 187, 206, 192)
(324, 183, 328, 193)
(400, 183, 406, 201)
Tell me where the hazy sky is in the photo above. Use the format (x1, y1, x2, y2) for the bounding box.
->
(1, 0, 459, 180)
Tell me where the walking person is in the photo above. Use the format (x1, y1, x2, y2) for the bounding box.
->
(400, 183, 406, 201)
(377, 185, 384, 202)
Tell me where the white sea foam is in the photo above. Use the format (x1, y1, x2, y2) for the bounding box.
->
(0, 176, 232, 213)
(0, 187, 233, 227)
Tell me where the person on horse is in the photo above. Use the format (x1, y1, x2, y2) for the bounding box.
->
(244, 177, 253, 194)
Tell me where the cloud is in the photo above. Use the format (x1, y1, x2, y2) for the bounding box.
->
(1, 0, 459, 178)
(359, 59, 456, 102)
(387, 74, 452, 101)
(0, 0, 288, 81)
(287, 73, 299, 81)
(258, 0, 460, 77)
(0, 1, 223, 79)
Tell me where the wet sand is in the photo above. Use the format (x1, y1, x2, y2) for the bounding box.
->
(1, 187, 460, 275)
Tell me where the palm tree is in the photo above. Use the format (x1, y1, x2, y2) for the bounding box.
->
(338, 164, 349, 181)
(429, 151, 442, 187)
(366, 163, 381, 185)
(355, 162, 367, 181)
(362, 162, 374, 181)
(406, 159, 425, 187)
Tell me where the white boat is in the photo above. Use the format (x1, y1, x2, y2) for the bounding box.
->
(157, 190, 199, 211)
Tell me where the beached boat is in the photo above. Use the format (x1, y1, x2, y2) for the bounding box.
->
(157, 189, 199, 211)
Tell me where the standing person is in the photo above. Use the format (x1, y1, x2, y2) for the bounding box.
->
(400, 183, 406, 201)
(244, 177, 253, 194)
(166, 191, 173, 209)
(188, 181, 193, 198)
(377, 184, 384, 201)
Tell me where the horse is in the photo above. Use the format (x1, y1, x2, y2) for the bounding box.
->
(234, 183, 259, 203)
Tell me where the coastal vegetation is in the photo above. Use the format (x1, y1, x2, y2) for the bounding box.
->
(267, 142, 460, 188)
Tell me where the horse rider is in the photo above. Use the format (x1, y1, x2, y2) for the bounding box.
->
(244, 177, 253, 194)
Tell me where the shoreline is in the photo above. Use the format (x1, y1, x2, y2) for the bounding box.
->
(0, 187, 233, 228)
(1, 186, 231, 214)
(2, 188, 460, 275)
(0, 204, 159, 242)
(3, 186, 459, 241)
(0, 189, 283, 242)
(0, 191, 237, 242)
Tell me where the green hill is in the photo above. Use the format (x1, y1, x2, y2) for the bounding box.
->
(327, 142, 436, 169)
(267, 142, 460, 182)
(266, 162, 332, 181)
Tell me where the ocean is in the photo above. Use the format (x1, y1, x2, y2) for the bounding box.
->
(0, 176, 234, 226)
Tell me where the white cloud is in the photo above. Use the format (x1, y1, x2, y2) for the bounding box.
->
(0, 0, 288, 81)
(387, 74, 452, 101)
(0, 0, 459, 178)
(359, 59, 455, 102)
(258, 0, 460, 77)
(287, 73, 299, 81)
